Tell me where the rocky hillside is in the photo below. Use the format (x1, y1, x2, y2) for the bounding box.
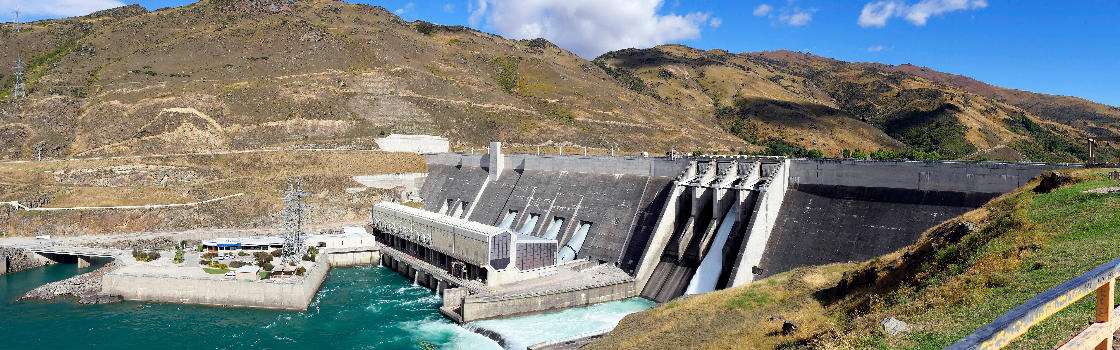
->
(0, 0, 1114, 162)
(0, 0, 744, 161)
(596, 46, 1105, 161)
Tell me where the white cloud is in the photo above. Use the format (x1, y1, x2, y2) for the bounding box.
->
(709, 17, 722, 28)
(867, 45, 885, 52)
(470, 0, 711, 58)
(753, 4, 773, 16)
(443, 3, 454, 13)
(0, 0, 124, 19)
(858, 0, 987, 28)
(779, 8, 814, 26)
(394, 2, 414, 15)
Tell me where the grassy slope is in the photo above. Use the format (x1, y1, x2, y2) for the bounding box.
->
(590, 169, 1120, 350)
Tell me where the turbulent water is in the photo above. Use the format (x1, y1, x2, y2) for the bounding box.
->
(0, 263, 653, 350)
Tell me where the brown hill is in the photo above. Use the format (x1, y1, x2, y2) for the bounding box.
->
(0, 0, 745, 160)
(0, 0, 1111, 162)
(596, 46, 1099, 161)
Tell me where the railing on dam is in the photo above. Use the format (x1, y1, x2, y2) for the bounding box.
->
(945, 256, 1120, 350)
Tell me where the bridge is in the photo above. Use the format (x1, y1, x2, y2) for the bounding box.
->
(3, 243, 128, 269)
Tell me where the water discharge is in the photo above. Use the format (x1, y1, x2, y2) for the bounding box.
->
(0, 264, 653, 349)
(469, 298, 656, 350)
(685, 203, 738, 295)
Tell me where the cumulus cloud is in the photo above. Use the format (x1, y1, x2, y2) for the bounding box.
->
(470, 0, 711, 58)
(753, 4, 773, 16)
(867, 45, 885, 52)
(0, 0, 124, 20)
(709, 17, 722, 28)
(858, 0, 987, 28)
(394, 2, 414, 15)
(779, 8, 815, 26)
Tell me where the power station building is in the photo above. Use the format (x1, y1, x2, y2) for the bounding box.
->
(370, 202, 557, 286)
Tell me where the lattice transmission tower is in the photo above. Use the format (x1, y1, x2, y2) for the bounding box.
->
(281, 177, 309, 263)
(10, 10, 26, 100)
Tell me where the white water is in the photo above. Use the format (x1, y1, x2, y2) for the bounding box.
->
(498, 211, 518, 229)
(684, 203, 738, 295)
(556, 223, 591, 263)
(469, 298, 655, 350)
(541, 218, 564, 240)
(518, 214, 540, 235)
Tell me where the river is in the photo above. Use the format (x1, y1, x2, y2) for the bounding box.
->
(0, 263, 653, 349)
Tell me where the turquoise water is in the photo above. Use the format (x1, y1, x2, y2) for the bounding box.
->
(0, 264, 654, 350)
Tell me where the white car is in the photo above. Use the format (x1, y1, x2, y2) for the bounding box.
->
(224, 271, 236, 277)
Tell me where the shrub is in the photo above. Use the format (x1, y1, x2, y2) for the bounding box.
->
(302, 254, 312, 261)
(414, 21, 437, 35)
(295, 267, 306, 276)
(197, 246, 205, 252)
(254, 251, 272, 264)
(270, 249, 282, 258)
(258, 271, 270, 280)
(237, 251, 248, 257)
(289, 261, 297, 266)
(202, 252, 217, 259)
(259, 261, 274, 271)
(218, 263, 228, 269)
(308, 247, 318, 255)
(173, 250, 185, 264)
(229, 261, 247, 268)
(199, 260, 209, 265)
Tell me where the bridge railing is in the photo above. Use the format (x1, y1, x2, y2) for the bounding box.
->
(945, 256, 1120, 350)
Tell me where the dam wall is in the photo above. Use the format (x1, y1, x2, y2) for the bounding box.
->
(755, 159, 1076, 278)
(421, 152, 684, 272)
(417, 149, 1078, 305)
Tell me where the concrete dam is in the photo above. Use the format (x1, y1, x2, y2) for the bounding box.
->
(370, 142, 1073, 321)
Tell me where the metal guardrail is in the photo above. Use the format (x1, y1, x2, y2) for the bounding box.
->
(945, 256, 1120, 350)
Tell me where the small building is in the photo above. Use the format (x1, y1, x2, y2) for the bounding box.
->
(202, 237, 283, 256)
(202, 230, 374, 255)
(235, 265, 261, 280)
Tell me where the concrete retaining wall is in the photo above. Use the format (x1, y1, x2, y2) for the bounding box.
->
(375, 134, 450, 154)
(459, 281, 637, 322)
(425, 153, 689, 178)
(325, 250, 381, 267)
(789, 159, 1077, 193)
(102, 259, 330, 310)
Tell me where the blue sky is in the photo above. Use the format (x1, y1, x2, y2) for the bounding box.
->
(8, 0, 1119, 106)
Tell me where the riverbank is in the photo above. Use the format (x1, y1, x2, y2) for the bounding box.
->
(20, 263, 121, 305)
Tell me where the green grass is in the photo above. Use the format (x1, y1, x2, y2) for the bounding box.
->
(203, 268, 231, 274)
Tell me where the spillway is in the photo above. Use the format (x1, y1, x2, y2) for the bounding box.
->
(557, 223, 591, 263)
(684, 203, 738, 295)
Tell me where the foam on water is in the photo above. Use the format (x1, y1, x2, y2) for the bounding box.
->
(469, 298, 656, 350)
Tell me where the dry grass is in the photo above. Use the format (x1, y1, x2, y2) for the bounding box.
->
(0, 150, 424, 236)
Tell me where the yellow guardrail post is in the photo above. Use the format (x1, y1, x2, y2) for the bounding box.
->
(1093, 279, 1113, 350)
